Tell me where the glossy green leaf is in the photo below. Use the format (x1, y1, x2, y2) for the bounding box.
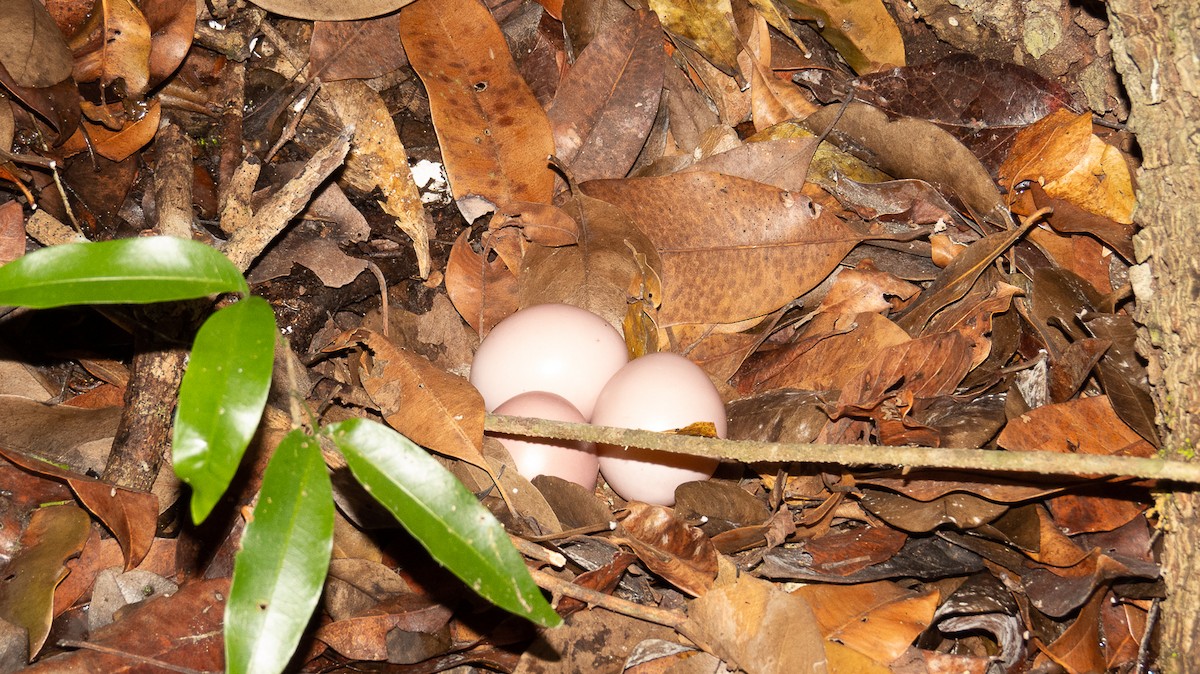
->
(226, 430, 333, 674)
(0, 237, 249, 308)
(328, 418, 561, 627)
(174, 296, 277, 523)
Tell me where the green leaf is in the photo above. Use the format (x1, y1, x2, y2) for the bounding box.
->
(0, 237, 249, 307)
(225, 430, 333, 674)
(328, 419, 561, 628)
(174, 296, 276, 523)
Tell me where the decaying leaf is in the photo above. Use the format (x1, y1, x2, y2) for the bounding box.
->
(612, 503, 718, 597)
(649, 0, 742, 80)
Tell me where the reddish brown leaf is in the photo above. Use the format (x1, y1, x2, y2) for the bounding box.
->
(310, 14, 407, 82)
(860, 488, 1008, 533)
(0, 448, 156, 571)
(316, 593, 454, 661)
(58, 98, 161, 162)
(803, 54, 1075, 173)
(400, 0, 556, 221)
(0, 63, 81, 144)
(141, 0, 196, 86)
(583, 171, 863, 326)
(613, 503, 718, 597)
(24, 578, 228, 673)
(1033, 589, 1107, 673)
(547, 9, 664, 183)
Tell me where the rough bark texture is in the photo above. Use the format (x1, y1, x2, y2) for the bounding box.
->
(1105, 0, 1200, 669)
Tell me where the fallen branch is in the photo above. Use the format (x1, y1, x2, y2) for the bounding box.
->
(485, 414, 1200, 485)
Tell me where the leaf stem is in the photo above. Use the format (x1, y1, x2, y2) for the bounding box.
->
(485, 414, 1200, 485)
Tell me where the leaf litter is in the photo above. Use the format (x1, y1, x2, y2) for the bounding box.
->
(0, 0, 1168, 672)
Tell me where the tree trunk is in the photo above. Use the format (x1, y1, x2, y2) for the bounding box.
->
(1105, 1, 1200, 669)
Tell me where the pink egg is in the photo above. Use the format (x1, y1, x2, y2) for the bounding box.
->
(592, 352, 726, 506)
(470, 304, 628, 419)
(491, 391, 598, 488)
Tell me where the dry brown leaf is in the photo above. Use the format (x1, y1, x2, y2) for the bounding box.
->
(0, 0, 74, 87)
(781, 0, 905, 74)
(58, 99, 161, 162)
(999, 109, 1135, 224)
(997, 395, 1155, 460)
(1033, 590, 1107, 673)
(679, 136, 818, 193)
(803, 102, 1007, 226)
(679, 562, 827, 672)
(650, 0, 742, 79)
(324, 329, 502, 492)
(23, 578, 228, 673)
(741, 10, 817, 130)
(583, 171, 862, 326)
(244, 0, 417, 21)
(445, 228, 520, 336)
(142, 0, 196, 86)
(733, 312, 911, 394)
(310, 14, 407, 82)
(400, 0, 555, 221)
(319, 80, 433, 278)
(69, 0, 151, 98)
(613, 503, 718, 597)
(547, 9, 664, 183)
(519, 185, 663, 330)
(797, 581, 939, 665)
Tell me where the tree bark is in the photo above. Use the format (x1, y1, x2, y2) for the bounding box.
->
(1105, 1, 1200, 669)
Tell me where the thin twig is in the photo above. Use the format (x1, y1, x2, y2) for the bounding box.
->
(510, 534, 566, 568)
(485, 414, 1200, 485)
(56, 640, 214, 674)
(528, 567, 685, 629)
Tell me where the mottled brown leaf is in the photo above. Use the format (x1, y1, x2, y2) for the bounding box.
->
(548, 9, 664, 182)
(58, 98, 160, 162)
(583, 171, 863, 326)
(519, 184, 662, 330)
(401, 0, 555, 221)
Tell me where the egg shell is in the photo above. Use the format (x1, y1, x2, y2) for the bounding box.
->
(491, 391, 598, 488)
(470, 303, 628, 419)
(592, 352, 726, 506)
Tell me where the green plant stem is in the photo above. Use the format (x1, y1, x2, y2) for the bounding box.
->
(485, 414, 1200, 485)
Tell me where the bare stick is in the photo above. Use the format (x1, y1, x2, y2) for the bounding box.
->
(528, 567, 685, 629)
(485, 414, 1200, 485)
